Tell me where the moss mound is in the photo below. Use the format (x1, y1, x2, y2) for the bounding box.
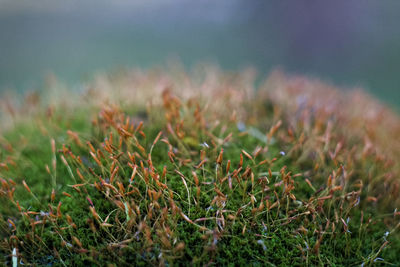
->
(0, 68, 399, 266)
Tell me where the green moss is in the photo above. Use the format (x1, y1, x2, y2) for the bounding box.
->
(1, 69, 399, 266)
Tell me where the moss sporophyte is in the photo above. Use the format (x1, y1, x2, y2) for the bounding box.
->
(0, 68, 399, 266)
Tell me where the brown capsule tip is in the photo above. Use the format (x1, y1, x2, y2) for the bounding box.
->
(22, 180, 31, 193)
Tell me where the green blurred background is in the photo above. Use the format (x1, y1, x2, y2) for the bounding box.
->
(0, 0, 399, 109)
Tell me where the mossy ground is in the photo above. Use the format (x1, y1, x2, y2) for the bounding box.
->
(0, 68, 399, 266)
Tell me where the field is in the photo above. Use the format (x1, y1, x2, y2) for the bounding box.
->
(1, 67, 399, 266)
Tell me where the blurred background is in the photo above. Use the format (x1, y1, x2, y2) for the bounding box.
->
(0, 0, 399, 109)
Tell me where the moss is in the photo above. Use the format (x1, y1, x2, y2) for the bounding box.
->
(1, 68, 399, 266)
